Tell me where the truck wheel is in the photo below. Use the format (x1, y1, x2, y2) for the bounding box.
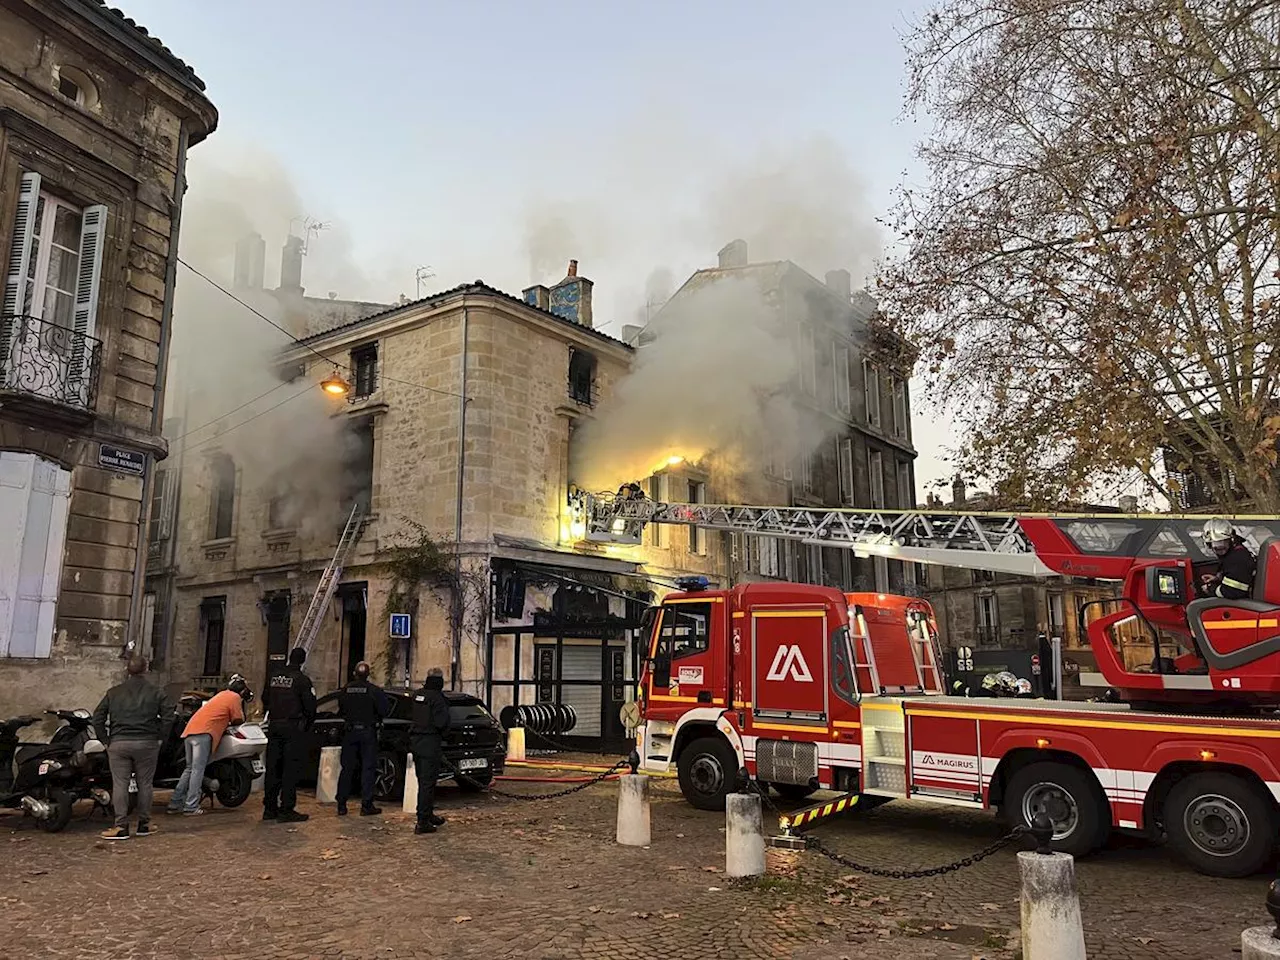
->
(1005, 762, 1108, 857)
(678, 736, 737, 811)
(772, 782, 817, 803)
(1165, 772, 1277, 878)
(36, 788, 74, 833)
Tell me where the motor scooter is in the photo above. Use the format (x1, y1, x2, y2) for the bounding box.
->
(142, 692, 267, 808)
(0, 710, 106, 831)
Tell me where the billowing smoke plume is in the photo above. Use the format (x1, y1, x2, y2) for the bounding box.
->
(167, 139, 398, 538)
(526, 131, 884, 493)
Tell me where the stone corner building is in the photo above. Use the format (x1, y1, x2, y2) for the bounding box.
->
(0, 0, 216, 713)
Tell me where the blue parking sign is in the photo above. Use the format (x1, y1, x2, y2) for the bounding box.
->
(390, 613, 411, 639)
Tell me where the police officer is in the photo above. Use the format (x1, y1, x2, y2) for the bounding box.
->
(335, 661, 389, 817)
(262, 647, 316, 823)
(409, 667, 450, 835)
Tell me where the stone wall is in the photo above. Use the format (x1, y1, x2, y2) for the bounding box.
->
(0, 2, 215, 718)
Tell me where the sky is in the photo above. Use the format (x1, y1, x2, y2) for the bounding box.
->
(126, 0, 952, 491)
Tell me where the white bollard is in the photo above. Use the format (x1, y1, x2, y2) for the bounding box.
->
(402, 754, 418, 813)
(507, 727, 526, 762)
(1243, 928, 1280, 959)
(725, 792, 766, 878)
(615, 774, 650, 846)
(316, 745, 341, 804)
(1019, 850, 1087, 960)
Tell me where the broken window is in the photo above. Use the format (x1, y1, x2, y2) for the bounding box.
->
(568, 348, 596, 405)
(342, 417, 375, 514)
(351, 343, 378, 398)
(209, 454, 235, 540)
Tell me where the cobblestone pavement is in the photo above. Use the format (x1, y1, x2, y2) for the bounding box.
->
(0, 757, 1267, 960)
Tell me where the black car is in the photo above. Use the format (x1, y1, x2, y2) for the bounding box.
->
(301, 689, 506, 801)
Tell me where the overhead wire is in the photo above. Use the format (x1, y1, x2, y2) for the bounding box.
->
(176, 258, 469, 401)
(175, 382, 317, 455)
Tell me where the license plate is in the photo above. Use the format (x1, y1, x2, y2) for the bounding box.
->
(251, 759, 265, 774)
(457, 758, 488, 772)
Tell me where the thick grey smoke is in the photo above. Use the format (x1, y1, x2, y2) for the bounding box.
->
(526, 130, 884, 492)
(167, 139, 393, 538)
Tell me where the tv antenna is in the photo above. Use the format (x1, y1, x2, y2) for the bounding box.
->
(415, 266, 436, 299)
(288, 215, 330, 255)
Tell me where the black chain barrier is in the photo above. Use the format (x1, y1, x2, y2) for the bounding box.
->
(445, 756, 632, 801)
(803, 827, 1027, 879)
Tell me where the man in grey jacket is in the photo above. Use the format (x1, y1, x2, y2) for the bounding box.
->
(91, 656, 175, 840)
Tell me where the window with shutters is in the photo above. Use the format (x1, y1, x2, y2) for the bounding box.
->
(0, 452, 72, 659)
(148, 468, 172, 544)
(351, 344, 378, 399)
(863, 359, 881, 428)
(2, 172, 106, 410)
(687, 480, 707, 554)
(896, 461, 913, 509)
(868, 450, 885, 508)
(835, 346, 852, 416)
(837, 438, 854, 504)
(892, 379, 908, 439)
(649, 474, 669, 548)
(209, 454, 236, 540)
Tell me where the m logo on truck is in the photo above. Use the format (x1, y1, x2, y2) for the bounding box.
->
(766, 645, 814, 682)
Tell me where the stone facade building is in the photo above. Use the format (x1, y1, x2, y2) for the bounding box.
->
(0, 0, 215, 714)
(151, 243, 918, 751)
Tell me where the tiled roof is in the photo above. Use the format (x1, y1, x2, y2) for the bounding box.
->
(295, 280, 633, 350)
(69, 0, 206, 92)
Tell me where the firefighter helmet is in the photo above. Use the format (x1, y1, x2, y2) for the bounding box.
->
(1202, 518, 1235, 558)
(981, 673, 1001, 692)
(1015, 678, 1033, 696)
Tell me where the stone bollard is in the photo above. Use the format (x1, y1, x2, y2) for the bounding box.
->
(615, 774, 650, 846)
(1240, 879, 1280, 959)
(402, 754, 418, 813)
(1018, 850, 1087, 960)
(725, 792, 766, 878)
(316, 746, 341, 804)
(507, 726, 526, 762)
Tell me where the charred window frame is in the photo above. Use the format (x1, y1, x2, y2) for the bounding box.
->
(351, 344, 378, 399)
(568, 348, 596, 405)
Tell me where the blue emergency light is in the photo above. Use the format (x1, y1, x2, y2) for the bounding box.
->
(675, 575, 710, 592)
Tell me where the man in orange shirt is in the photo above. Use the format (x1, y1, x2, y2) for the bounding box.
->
(166, 675, 252, 816)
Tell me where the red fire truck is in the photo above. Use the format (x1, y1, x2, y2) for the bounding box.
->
(570, 491, 1280, 877)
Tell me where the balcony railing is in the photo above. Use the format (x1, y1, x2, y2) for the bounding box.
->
(0, 314, 102, 412)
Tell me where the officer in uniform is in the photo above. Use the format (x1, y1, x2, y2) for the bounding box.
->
(262, 647, 316, 823)
(409, 667, 451, 834)
(335, 660, 389, 816)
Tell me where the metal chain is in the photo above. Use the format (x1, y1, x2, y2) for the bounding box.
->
(446, 756, 631, 801)
(804, 827, 1027, 879)
(521, 725, 588, 754)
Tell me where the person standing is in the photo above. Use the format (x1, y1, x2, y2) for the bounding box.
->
(409, 667, 451, 834)
(91, 656, 175, 840)
(335, 661, 389, 817)
(262, 647, 316, 823)
(166, 674, 252, 817)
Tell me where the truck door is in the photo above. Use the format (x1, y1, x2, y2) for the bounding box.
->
(752, 605, 829, 722)
(648, 599, 723, 708)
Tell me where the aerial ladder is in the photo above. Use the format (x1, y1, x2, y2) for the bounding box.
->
(567, 489, 1280, 710)
(293, 503, 367, 658)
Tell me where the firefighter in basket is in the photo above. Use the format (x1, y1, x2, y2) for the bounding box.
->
(1198, 519, 1257, 600)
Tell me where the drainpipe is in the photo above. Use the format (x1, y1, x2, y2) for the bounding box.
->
(451, 302, 470, 689)
(126, 121, 190, 658)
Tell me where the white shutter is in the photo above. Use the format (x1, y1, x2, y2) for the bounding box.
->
(0, 453, 35, 656)
(35, 465, 70, 658)
(12, 458, 58, 658)
(2, 173, 41, 383)
(69, 204, 106, 399)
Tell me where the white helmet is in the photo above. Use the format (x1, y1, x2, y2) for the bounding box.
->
(1015, 678, 1033, 696)
(1202, 519, 1235, 558)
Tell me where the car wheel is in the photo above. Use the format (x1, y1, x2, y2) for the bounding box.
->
(771, 782, 817, 803)
(36, 788, 74, 833)
(677, 736, 737, 811)
(373, 751, 403, 801)
(1165, 772, 1277, 878)
(214, 763, 253, 808)
(1004, 761, 1109, 857)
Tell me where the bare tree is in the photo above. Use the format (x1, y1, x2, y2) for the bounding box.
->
(881, 0, 1280, 511)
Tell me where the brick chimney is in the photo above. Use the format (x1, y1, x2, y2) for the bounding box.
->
(549, 259, 593, 327)
(718, 239, 748, 269)
(233, 233, 265, 290)
(825, 269, 852, 303)
(279, 235, 304, 294)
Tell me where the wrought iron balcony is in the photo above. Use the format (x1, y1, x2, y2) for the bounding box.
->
(0, 314, 102, 412)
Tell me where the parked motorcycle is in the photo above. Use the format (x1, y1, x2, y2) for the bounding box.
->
(0, 710, 106, 832)
(142, 692, 267, 808)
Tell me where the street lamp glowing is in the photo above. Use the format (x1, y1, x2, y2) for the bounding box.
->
(666, 456, 684, 466)
(321, 370, 351, 397)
